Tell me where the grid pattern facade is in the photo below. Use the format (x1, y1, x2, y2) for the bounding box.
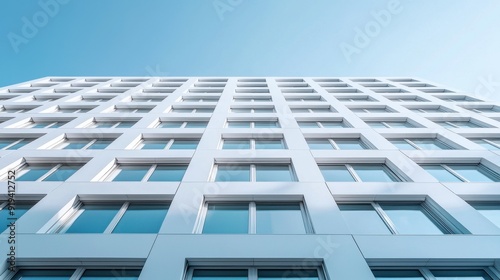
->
(0, 77, 500, 279)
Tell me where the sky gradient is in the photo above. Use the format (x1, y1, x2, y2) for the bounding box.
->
(1, 0, 500, 100)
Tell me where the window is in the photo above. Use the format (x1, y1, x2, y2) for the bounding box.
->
(15, 163, 83, 181)
(372, 269, 494, 280)
(434, 120, 486, 128)
(80, 96, 113, 102)
(471, 139, 500, 150)
(11, 269, 142, 279)
(0, 138, 33, 150)
(351, 107, 393, 113)
(135, 139, 199, 149)
(366, 120, 417, 128)
(1, 201, 35, 229)
(54, 201, 168, 234)
(339, 201, 454, 234)
(170, 107, 214, 113)
(189, 268, 322, 280)
(106, 164, 187, 181)
(422, 164, 500, 182)
(438, 95, 481, 102)
(297, 120, 349, 128)
(22, 120, 67, 128)
(222, 139, 286, 149)
(130, 96, 165, 102)
(214, 164, 296, 182)
(285, 96, 324, 102)
(53, 138, 113, 150)
(290, 107, 335, 113)
(307, 138, 369, 150)
(200, 202, 311, 234)
(231, 107, 275, 113)
(336, 96, 376, 102)
(87, 120, 136, 128)
(227, 121, 279, 128)
(233, 96, 272, 102)
(408, 106, 453, 113)
(389, 138, 453, 150)
(470, 202, 500, 229)
(181, 97, 220, 102)
(157, 120, 208, 128)
(386, 96, 428, 102)
(111, 107, 152, 113)
(319, 164, 403, 182)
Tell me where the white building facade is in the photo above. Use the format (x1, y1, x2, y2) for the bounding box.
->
(0, 77, 500, 279)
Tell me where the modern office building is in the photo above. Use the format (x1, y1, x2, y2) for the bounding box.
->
(0, 76, 500, 279)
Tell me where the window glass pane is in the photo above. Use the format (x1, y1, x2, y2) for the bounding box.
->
(223, 140, 251, 149)
(95, 122, 115, 128)
(62, 140, 89, 149)
(391, 140, 416, 150)
(203, 204, 249, 234)
(80, 269, 141, 279)
(422, 165, 462, 182)
(256, 204, 306, 234)
(196, 108, 213, 113)
(113, 204, 168, 233)
(298, 121, 320, 128)
(255, 139, 284, 149)
(87, 139, 112, 150)
(472, 203, 500, 228)
(66, 205, 121, 233)
(141, 140, 168, 149)
(431, 269, 493, 280)
(215, 165, 250, 182)
(11, 269, 75, 279)
(319, 165, 355, 182)
(380, 203, 445, 234)
(170, 140, 199, 149)
(159, 121, 183, 128)
(254, 121, 278, 128)
(334, 139, 367, 150)
(367, 122, 387, 128)
(228, 121, 250, 128)
(352, 165, 400, 182)
(372, 270, 425, 279)
(192, 269, 248, 280)
(116, 121, 135, 128)
(7, 139, 32, 150)
(148, 165, 186, 181)
(43, 165, 80, 181)
(232, 108, 251, 113)
(321, 121, 346, 128)
(338, 204, 391, 234)
(472, 139, 499, 150)
(185, 121, 208, 128)
(258, 269, 319, 280)
(386, 121, 414, 128)
(256, 165, 294, 181)
(50, 122, 65, 128)
(1, 203, 33, 230)
(307, 139, 333, 150)
(0, 139, 17, 149)
(450, 165, 499, 182)
(17, 165, 52, 181)
(112, 166, 150, 181)
(412, 139, 451, 150)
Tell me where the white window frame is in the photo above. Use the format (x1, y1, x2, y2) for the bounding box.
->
(474, 139, 500, 149)
(231, 107, 275, 113)
(104, 164, 188, 182)
(134, 138, 199, 150)
(226, 120, 280, 128)
(321, 164, 403, 182)
(185, 266, 326, 280)
(5, 267, 144, 280)
(88, 120, 134, 128)
(371, 267, 500, 280)
(392, 138, 452, 150)
(15, 163, 79, 182)
(211, 163, 296, 182)
(434, 164, 500, 183)
(220, 138, 286, 150)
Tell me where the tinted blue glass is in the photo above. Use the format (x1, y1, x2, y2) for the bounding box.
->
(254, 121, 278, 128)
(1, 203, 32, 232)
(80, 269, 141, 279)
(87, 139, 112, 149)
(113, 204, 168, 233)
(11, 269, 74, 279)
(353, 165, 400, 182)
(319, 165, 355, 182)
(17, 165, 52, 181)
(256, 204, 306, 234)
(148, 165, 186, 181)
(228, 121, 251, 128)
(255, 140, 284, 149)
(338, 204, 391, 234)
(63, 140, 89, 149)
(113, 166, 150, 181)
(159, 121, 183, 128)
(335, 139, 367, 150)
(0, 139, 17, 149)
(298, 121, 320, 128)
(385, 121, 415, 128)
(321, 121, 346, 128)
(422, 165, 462, 182)
(95, 122, 115, 128)
(451, 165, 499, 182)
(170, 140, 199, 149)
(391, 140, 416, 150)
(33, 122, 53, 128)
(66, 205, 121, 233)
(307, 139, 333, 149)
(203, 204, 249, 234)
(116, 121, 135, 128)
(472, 203, 500, 228)
(381, 203, 445, 234)
(141, 140, 168, 149)
(258, 269, 319, 280)
(185, 121, 208, 128)
(473, 140, 499, 150)
(223, 140, 251, 149)
(192, 269, 248, 280)
(367, 122, 388, 128)
(412, 139, 452, 150)
(215, 165, 250, 181)
(432, 269, 492, 280)
(7, 139, 32, 150)
(256, 165, 294, 181)
(372, 270, 425, 279)
(43, 165, 80, 181)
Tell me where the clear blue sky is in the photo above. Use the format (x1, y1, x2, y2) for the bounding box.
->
(1, 0, 500, 100)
